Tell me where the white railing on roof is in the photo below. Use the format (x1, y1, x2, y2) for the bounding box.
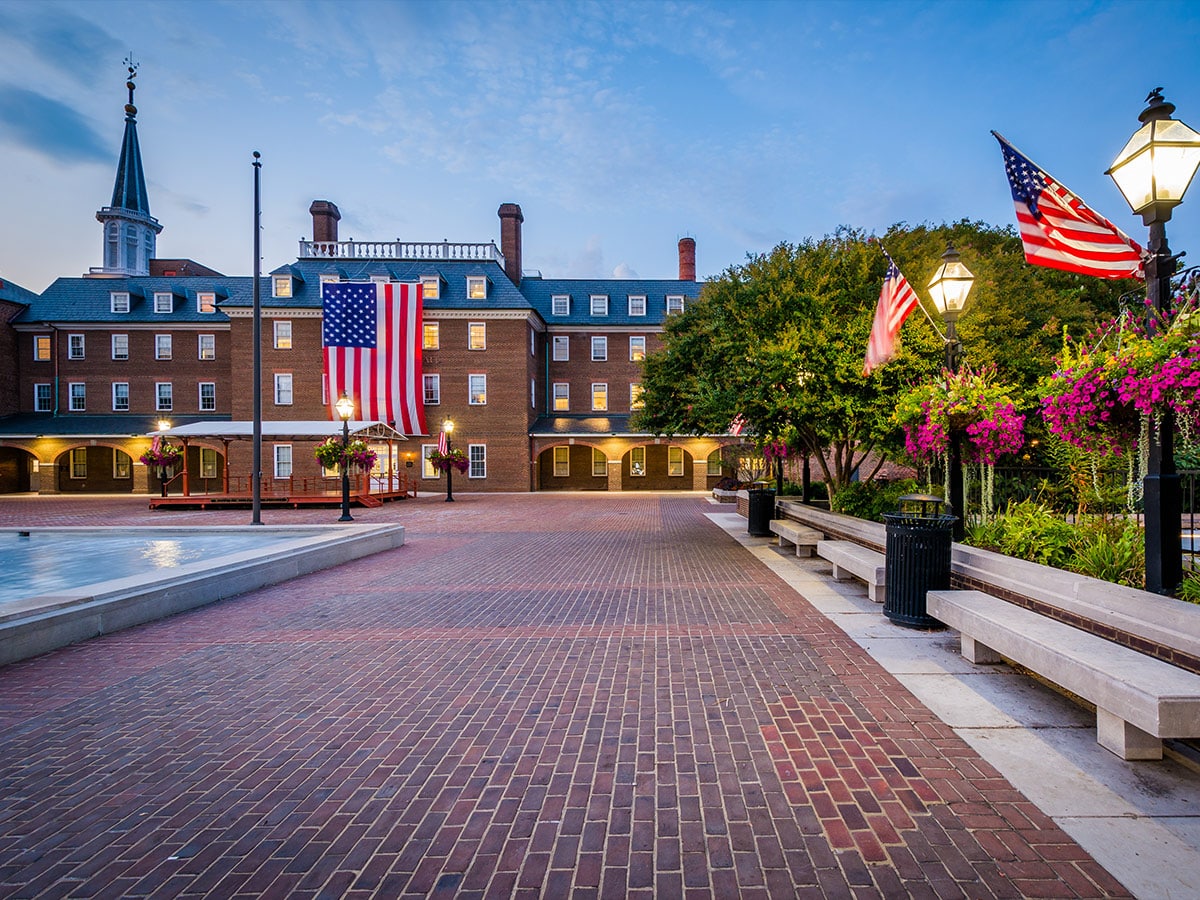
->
(299, 240, 505, 265)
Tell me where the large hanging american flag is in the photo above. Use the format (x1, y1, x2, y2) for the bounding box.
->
(322, 281, 427, 435)
(863, 250, 920, 375)
(994, 132, 1143, 280)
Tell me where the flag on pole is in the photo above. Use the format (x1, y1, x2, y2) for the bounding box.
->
(322, 281, 427, 435)
(728, 414, 747, 436)
(437, 430, 448, 455)
(994, 132, 1143, 279)
(863, 250, 920, 375)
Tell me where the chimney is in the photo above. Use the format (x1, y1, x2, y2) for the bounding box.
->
(310, 200, 341, 243)
(498, 202, 524, 285)
(678, 237, 696, 281)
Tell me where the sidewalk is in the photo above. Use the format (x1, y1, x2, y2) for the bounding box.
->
(0, 493, 1174, 897)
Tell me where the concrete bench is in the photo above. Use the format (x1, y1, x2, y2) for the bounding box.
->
(817, 540, 886, 603)
(928, 589, 1200, 760)
(769, 520, 823, 557)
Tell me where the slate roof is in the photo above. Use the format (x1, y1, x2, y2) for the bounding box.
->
(0, 278, 38, 307)
(519, 277, 702, 326)
(0, 414, 230, 438)
(530, 416, 641, 436)
(12, 277, 252, 324)
(111, 115, 152, 216)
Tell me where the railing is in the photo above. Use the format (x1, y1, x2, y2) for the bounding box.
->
(299, 240, 505, 265)
(160, 471, 413, 500)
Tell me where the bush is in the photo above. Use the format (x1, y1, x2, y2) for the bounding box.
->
(1181, 574, 1200, 605)
(1068, 517, 1144, 588)
(714, 477, 745, 491)
(975, 499, 1076, 569)
(831, 479, 919, 523)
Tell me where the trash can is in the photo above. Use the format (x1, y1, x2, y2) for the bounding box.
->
(882, 494, 956, 628)
(747, 484, 776, 537)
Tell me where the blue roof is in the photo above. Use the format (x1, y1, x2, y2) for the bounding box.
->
(14, 276, 251, 324)
(520, 277, 702, 326)
(1, 277, 38, 307)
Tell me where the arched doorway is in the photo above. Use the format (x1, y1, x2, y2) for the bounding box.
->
(621, 444, 694, 490)
(537, 445, 609, 491)
(0, 446, 36, 493)
(55, 445, 137, 493)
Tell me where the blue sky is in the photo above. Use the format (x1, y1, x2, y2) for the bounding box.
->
(1, 0, 1199, 293)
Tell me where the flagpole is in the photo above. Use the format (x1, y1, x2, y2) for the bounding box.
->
(251, 151, 263, 525)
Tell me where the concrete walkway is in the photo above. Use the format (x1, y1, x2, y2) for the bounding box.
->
(0, 492, 1189, 897)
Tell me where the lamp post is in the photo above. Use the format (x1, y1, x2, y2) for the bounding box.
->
(156, 419, 172, 498)
(1107, 89, 1200, 595)
(442, 419, 455, 502)
(335, 392, 355, 522)
(927, 244, 976, 541)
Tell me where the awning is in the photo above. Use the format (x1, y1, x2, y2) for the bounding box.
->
(152, 421, 409, 441)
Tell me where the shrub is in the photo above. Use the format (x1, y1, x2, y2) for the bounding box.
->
(1181, 574, 1200, 605)
(831, 479, 919, 523)
(1068, 517, 1145, 588)
(982, 499, 1076, 569)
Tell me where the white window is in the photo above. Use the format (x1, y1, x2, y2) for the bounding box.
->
(423, 322, 440, 350)
(468, 444, 486, 478)
(630, 446, 646, 477)
(552, 335, 569, 361)
(628, 295, 646, 316)
(113, 450, 132, 480)
(530, 327, 536, 357)
(273, 321, 292, 350)
(707, 449, 723, 477)
(630, 383, 644, 410)
(70, 447, 87, 479)
(199, 382, 216, 412)
(591, 336, 607, 361)
(200, 448, 218, 479)
(34, 383, 52, 412)
(553, 383, 569, 411)
(666, 295, 685, 315)
(468, 322, 486, 350)
(469, 374, 487, 405)
(198, 334, 216, 360)
(421, 275, 440, 299)
(319, 273, 340, 286)
(156, 382, 173, 411)
(590, 295, 608, 316)
(467, 276, 487, 299)
(154, 292, 173, 314)
(112, 334, 129, 360)
(592, 383, 608, 411)
(274, 373, 293, 405)
(34, 335, 51, 361)
(110, 292, 130, 313)
(112, 382, 130, 411)
(274, 445, 293, 477)
(531, 378, 536, 408)
(155, 334, 172, 360)
(68, 334, 84, 359)
(553, 446, 570, 477)
(552, 295, 570, 316)
(630, 336, 646, 362)
(423, 374, 440, 405)
(592, 448, 607, 477)
(421, 444, 438, 479)
(197, 293, 217, 314)
(668, 446, 685, 476)
(370, 275, 389, 285)
(69, 382, 86, 411)
(272, 276, 292, 299)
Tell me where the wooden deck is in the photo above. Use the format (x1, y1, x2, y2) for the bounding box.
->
(148, 474, 414, 510)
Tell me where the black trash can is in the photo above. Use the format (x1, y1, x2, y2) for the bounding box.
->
(882, 494, 955, 629)
(747, 485, 776, 537)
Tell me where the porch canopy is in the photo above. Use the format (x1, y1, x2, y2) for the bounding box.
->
(151, 421, 409, 442)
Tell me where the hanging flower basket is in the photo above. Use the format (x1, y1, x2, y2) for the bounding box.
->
(314, 437, 378, 473)
(428, 449, 469, 474)
(894, 365, 1026, 465)
(140, 441, 182, 468)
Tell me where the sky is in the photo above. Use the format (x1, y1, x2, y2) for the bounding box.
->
(1, 0, 1199, 294)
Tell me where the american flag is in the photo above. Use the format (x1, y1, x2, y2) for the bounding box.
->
(322, 281, 426, 435)
(863, 250, 920, 375)
(437, 429, 448, 455)
(995, 132, 1143, 280)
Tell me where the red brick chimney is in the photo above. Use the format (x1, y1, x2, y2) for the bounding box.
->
(310, 200, 341, 243)
(498, 202, 524, 285)
(678, 237, 696, 281)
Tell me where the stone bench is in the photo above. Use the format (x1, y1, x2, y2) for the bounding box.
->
(817, 540, 886, 603)
(769, 520, 823, 557)
(928, 589, 1200, 760)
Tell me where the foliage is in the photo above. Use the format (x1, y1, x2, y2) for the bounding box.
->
(1067, 518, 1144, 588)
(139, 441, 182, 468)
(428, 448, 469, 474)
(966, 499, 1076, 569)
(1181, 574, 1200, 605)
(315, 438, 378, 472)
(830, 478, 920, 523)
(894, 365, 1026, 465)
(713, 477, 747, 491)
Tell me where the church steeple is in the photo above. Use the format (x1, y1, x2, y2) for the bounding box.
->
(93, 55, 162, 276)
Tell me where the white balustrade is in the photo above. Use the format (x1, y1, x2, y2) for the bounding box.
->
(300, 240, 505, 265)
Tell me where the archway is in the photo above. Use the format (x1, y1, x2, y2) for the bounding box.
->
(0, 446, 36, 493)
(54, 445, 137, 494)
(537, 444, 609, 491)
(621, 444, 694, 490)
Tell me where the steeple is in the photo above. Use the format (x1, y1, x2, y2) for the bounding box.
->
(92, 55, 162, 276)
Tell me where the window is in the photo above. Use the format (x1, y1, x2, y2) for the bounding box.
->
(468, 444, 486, 479)
(370, 275, 389, 285)
(34, 335, 51, 361)
(199, 382, 216, 412)
(272, 276, 292, 299)
(630, 383, 644, 410)
(707, 449, 723, 477)
(68, 334, 85, 359)
(273, 321, 292, 350)
(591, 383, 608, 411)
(467, 276, 487, 299)
(553, 446, 570, 477)
(628, 295, 646, 316)
(423, 322, 440, 350)
(154, 334, 172, 360)
(630, 446, 646, 477)
(274, 445, 293, 478)
(590, 295, 608, 316)
(591, 336, 607, 361)
(34, 383, 52, 412)
(69, 382, 86, 411)
(154, 292, 173, 313)
(668, 446, 685, 476)
(530, 327, 536, 357)
(70, 447, 87, 479)
(421, 275, 440, 299)
(111, 334, 129, 360)
(421, 444, 438, 479)
(198, 334, 216, 360)
(629, 336, 646, 361)
(156, 382, 173, 411)
(468, 322, 486, 350)
(469, 374, 487, 405)
(112, 382, 130, 411)
(552, 295, 570, 316)
(113, 450, 132, 480)
(592, 448, 607, 477)
(110, 292, 130, 313)
(200, 448, 218, 479)
(552, 335, 569, 361)
(423, 374, 440, 405)
(274, 373, 293, 405)
(553, 383, 569, 411)
(197, 292, 217, 314)
(319, 273, 339, 286)
(666, 295, 685, 315)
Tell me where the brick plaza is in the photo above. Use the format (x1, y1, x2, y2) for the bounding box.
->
(0, 494, 1128, 898)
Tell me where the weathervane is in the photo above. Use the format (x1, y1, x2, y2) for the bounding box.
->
(124, 52, 138, 118)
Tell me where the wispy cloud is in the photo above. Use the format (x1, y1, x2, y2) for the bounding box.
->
(0, 86, 109, 163)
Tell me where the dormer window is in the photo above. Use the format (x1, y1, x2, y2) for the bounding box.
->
(197, 292, 217, 314)
(628, 295, 646, 316)
(467, 276, 487, 300)
(666, 295, 685, 315)
(319, 273, 339, 285)
(551, 295, 570, 316)
(590, 295, 608, 316)
(370, 275, 389, 285)
(272, 276, 293, 298)
(154, 292, 173, 314)
(110, 292, 130, 314)
(421, 275, 441, 299)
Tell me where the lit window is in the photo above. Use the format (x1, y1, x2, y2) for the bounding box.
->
(469, 374, 487, 405)
(197, 293, 217, 314)
(590, 295, 608, 316)
(666, 295, 685, 315)
(200, 448, 218, 479)
(421, 275, 440, 299)
(630, 336, 646, 361)
(553, 446, 570, 477)
(199, 334, 216, 360)
(468, 322, 486, 350)
(668, 446, 684, 476)
(552, 335, 569, 361)
(274, 321, 292, 350)
(630, 446, 645, 477)
(467, 276, 487, 299)
(68, 334, 85, 359)
(468, 444, 486, 478)
(112, 382, 130, 411)
(154, 292, 173, 313)
(423, 374, 440, 405)
(553, 383, 569, 411)
(34, 383, 52, 412)
(591, 336, 607, 361)
(707, 449, 723, 476)
(628, 295, 646, 316)
(110, 292, 130, 313)
(274, 373, 293, 405)
(274, 445, 293, 477)
(156, 382, 173, 411)
(319, 273, 339, 285)
(70, 447, 87, 478)
(114, 449, 132, 479)
(155, 334, 172, 360)
(34, 335, 51, 361)
(69, 382, 86, 411)
(199, 382, 216, 411)
(592, 448, 607, 477)
(592, 383, 608, 411)
(423, 322, 440, 350)
(630, 383, 644, 410)
(421, 444, 438, 479)
(552, 295, 570, 316)
(112, 334, 129, 360)
(272, 276, 292, 299)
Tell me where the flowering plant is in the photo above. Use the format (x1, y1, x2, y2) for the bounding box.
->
(761, 440, 790, 462)
(895, 366, 1025, 465)
(315, 438, 378, 472)
(139, 439, 182, 468)
(429, 448, 469, 474)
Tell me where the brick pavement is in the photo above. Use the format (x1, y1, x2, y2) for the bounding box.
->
(0, 494, 1130, 898)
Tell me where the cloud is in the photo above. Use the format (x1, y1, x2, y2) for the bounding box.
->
(0, 7, 117, 88)
(0, 86, 109, 164)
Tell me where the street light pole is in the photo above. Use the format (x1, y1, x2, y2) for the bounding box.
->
(336, 392, 355, 522)
(443, 419, 455, 503)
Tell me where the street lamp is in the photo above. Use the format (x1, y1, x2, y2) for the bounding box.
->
(927, 244, 976, 541)
(155, 419, 172, 498)
(442, 419, 455, 503)
(1107, 88, 1200, 595)
(335, 392, 355, 522)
